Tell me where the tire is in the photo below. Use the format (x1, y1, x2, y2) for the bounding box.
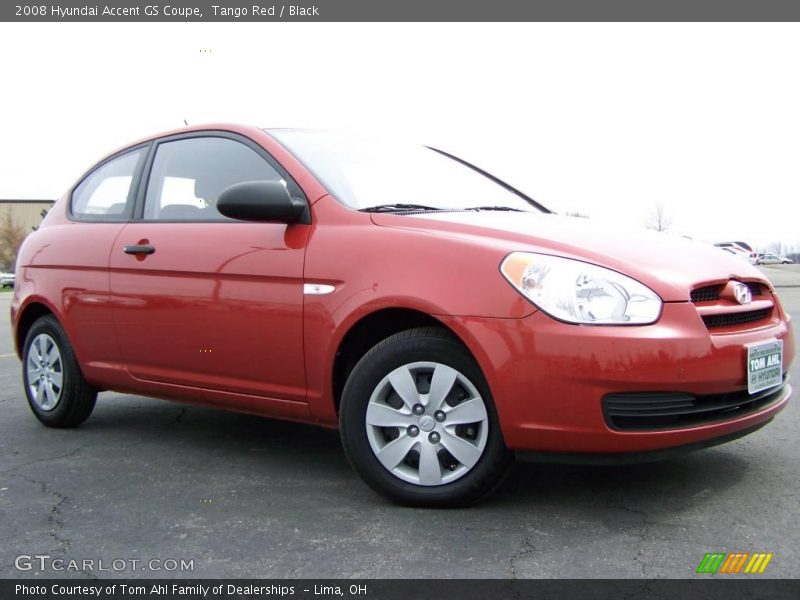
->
(22, 315, 97, 428)
(339, 327, 513, 507)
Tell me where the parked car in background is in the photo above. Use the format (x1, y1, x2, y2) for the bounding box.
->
(715, 241, 759, 265)
(718, 245, 759, 265)
(9, 125, 795, 506)
(758, 253, 793, 265)
(1, 273, 15, 288)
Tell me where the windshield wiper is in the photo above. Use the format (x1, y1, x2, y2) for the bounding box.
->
(360, 203, 443, 213)
(462, 206, 527, 212)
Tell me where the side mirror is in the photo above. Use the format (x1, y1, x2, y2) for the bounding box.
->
(217, 181, 308, 224)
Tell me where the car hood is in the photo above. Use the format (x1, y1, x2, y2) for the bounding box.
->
(370, 211, 768, 302)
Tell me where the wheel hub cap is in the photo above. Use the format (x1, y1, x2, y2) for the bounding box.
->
(26, 333, 64, 412)
(365, 361, 490, 487)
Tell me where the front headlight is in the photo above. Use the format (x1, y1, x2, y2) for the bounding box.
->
(500, 252, 662, 325)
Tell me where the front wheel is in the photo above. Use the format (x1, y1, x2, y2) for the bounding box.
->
(339, 327, 512, 507)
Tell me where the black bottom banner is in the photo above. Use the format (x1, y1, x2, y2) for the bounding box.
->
(2, 579, 798, 600)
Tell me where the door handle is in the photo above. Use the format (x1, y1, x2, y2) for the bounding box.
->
(123, 244, 155, 255)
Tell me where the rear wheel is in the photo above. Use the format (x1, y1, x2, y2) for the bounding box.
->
(339, 327, 512, 507)
(23, 315, 97, 428)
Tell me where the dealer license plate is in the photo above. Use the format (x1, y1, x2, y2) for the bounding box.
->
(747, 340, 783, 395)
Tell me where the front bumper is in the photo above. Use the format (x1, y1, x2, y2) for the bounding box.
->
(438, 300, 794, 455)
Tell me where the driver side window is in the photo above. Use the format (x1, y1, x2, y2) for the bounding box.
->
(144, 137, 284, 221)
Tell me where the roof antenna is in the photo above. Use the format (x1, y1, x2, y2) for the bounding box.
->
(183, 119, 189, 126)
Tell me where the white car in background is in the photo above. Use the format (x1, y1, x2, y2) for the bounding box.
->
(0, 273, 15, 288)
(758, 253, 793, 265)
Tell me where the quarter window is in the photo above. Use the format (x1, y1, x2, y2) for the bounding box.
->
(71, 148, 146, 219)
(144, 137, 284, 221)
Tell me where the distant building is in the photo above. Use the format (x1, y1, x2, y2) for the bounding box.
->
(0, 199, 56, 232)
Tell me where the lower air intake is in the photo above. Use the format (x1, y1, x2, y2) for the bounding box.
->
(603, 377, 787, 430)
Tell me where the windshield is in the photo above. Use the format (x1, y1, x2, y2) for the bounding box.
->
(267, 130, 543, 212)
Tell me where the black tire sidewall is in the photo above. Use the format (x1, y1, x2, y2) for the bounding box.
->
(22, 316, 94, 427)
(340, 330, 511, 507)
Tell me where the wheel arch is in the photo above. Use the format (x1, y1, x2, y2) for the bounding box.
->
(331, 307, 475, 414)
(14, 299, 59, 358)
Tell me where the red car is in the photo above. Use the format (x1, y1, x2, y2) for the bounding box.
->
(10, 125, 794, 506)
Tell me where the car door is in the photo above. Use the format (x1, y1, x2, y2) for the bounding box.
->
(108, 133, 310, 415)
(47, 146, 148, 375)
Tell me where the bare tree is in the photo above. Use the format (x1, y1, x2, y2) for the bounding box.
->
(646, 202, 673, 232)
(0, 209, 27, 271)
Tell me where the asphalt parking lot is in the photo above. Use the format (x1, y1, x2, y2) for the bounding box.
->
(1, 266, 798, 579)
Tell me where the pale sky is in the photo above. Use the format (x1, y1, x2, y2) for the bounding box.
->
(1, 22, 798, 248)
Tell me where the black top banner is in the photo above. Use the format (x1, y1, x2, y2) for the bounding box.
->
(5, 0, 800, 22)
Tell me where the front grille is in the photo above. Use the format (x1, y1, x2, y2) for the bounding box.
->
(691, 285, 720, 302)
(603, 376, 787, 430)
(702, 308, 771, 329)
(690, 281, 763, 303)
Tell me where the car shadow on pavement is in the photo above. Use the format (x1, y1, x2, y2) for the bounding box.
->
(492, 449, 750, 517)
(81, 395, 352, 474)
(74, 394, 752, 514)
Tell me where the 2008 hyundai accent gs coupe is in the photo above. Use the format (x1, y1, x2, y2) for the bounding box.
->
(11, 124, 795, 506)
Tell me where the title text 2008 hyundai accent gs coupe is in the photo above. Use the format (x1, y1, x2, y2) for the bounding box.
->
(10, 125, 795, 506)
